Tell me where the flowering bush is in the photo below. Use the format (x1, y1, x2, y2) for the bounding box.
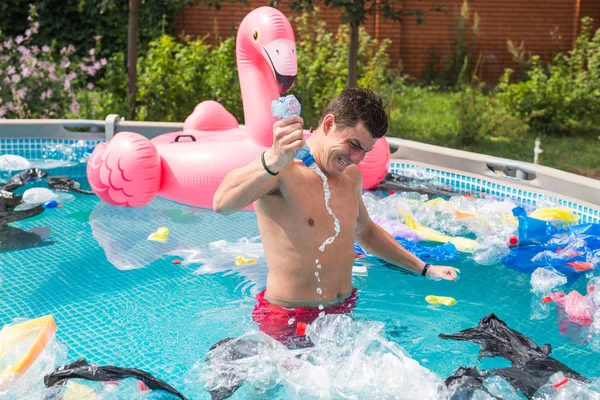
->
(0, 4, 106, 119)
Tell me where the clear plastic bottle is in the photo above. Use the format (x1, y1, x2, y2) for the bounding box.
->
(533, 372, 596, 399)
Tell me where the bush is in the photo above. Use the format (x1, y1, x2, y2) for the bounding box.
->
(74, 10, 393, 124)
(136, 35, 211, 122)
(0, 0, 180, 61)
(0, 5, 105, 119)
(455, 82, 528, 146)
(497, 17, 600, 136)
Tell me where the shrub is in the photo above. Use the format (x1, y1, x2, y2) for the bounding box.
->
(497, 17, 600, 136)
(0, 4, 105, 119)
(0, 0, 181, 61)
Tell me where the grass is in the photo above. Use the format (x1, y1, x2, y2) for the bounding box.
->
(386, 86, 600, 180)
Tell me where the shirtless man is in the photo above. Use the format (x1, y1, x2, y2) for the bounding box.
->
(213, 88, 459, 345)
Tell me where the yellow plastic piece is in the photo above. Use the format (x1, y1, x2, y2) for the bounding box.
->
(63, 382, 99, 400)
(425, 197, 447, 206)
(147, 227, 170, 243)
(398, 210, 479, 253)
(425, 295, 457, 306)
(530, 208, 579, 223)
(234, 256, 257, 266)
(0, 315, 57, 389)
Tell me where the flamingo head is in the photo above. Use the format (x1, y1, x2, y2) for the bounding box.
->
(237, 6, 298, 94)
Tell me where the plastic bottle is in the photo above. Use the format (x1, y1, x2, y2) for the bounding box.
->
(532, 372, 595, 399)
(271, 95, 317, 168)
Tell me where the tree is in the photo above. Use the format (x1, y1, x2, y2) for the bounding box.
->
(285, 0, 447, 88)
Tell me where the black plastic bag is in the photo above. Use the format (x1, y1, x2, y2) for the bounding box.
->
(44, 359, 188, 400)
(440, 314, 587, 399)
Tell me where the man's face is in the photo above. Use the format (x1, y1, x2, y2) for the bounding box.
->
(321, 118, 377, 176)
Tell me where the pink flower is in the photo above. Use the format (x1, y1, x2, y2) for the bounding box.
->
(94, 35, 102, 40)
(64, 79, 71, 90)
(0, 98, 3, 104)
(32, 22, 40, 33)
(86, 82, 95, 90)
(42, 45, 50, 53)
(4, 41, 12, 50)
(6, 102, 14, 111)
(89, 48, 95, 56)
(3, 77, 10, 84)
(46, 89, 53, 98)
(67, 45, 75, 52)
(11, 74, 20, 83)
(60, 47, 67, 54)
(15, 36, 24, 44)
(31, 45, 40, 54)
(67, 72, 76, 80)
(16, 88, 27, 99)
(100, 58, 107, 66)
(51, 103, 58, 110)
(7, 66, 15, 75)
(40, 91, 46, 100)
(93, 61, 101, 70)
(21, 66, 32, 78)
(60, 59, 70, 69)
(70, 101, 80, 115)
(24, 29, 32, 38)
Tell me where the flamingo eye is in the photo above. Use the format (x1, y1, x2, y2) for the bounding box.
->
(252, 29, 259, 42)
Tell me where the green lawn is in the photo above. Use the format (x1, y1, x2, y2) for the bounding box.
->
(386, 87, 600, 180)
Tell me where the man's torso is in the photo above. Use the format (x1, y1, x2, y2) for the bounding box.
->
(255, 162, 360, 306)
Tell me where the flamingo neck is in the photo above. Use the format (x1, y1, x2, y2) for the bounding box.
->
(237, 50, 280, 148)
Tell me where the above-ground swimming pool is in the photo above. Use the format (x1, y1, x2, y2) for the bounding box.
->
(1, 137, 600, 399)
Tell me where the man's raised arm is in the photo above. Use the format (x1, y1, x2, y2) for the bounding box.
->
(213, 116, 304, 215)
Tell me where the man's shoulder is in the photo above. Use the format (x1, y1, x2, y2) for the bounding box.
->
(344, 165, 363, 187)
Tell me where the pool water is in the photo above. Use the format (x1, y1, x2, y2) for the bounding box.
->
(1, 167, 599, 399)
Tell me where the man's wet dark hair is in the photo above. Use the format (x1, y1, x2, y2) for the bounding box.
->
(318, 87, 388, 139)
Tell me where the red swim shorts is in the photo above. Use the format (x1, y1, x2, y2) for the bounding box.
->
(251, 288, 358, 348)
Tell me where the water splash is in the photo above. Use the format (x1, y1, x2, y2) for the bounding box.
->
(313, 166, 341, 253)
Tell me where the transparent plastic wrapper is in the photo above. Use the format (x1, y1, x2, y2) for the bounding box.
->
(472, 237, 510, 266)
(0, 155, 31, 171)
(14, 188, 75, 211)
(0, 339, 67, 399)
(168, 236, 269, 295)
(189, 315, 447, 400)
(533, 371, 600, 400)
(484, 375, 522, 400)
(531, 268, 567, 294)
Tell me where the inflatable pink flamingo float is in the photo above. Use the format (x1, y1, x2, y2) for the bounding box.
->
(87, 6, 389, 209)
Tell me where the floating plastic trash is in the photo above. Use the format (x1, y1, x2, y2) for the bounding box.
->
(147, 227, 170, 243)
(0, 155, 31, 171)
(425, 295, 457, 306)
(440, 314, 587, 399)
(399, 210, 478, 253)
(0, 315, 57, 389)
(530, 208, 579, 224)
(42, 200, 59, 209)
(234, 256, 257, 266)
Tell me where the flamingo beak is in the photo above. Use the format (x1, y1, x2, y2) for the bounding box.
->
(261, 39, 298, 94)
